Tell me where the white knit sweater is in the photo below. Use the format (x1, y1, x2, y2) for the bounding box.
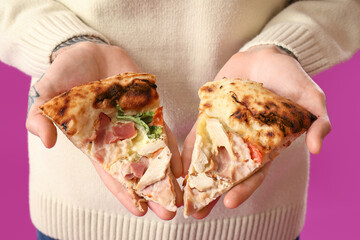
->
(1, 1, 360, 239)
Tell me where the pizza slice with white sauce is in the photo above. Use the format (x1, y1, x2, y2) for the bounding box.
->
(183, 78, 317, 216)
(40, 73, 176, 212)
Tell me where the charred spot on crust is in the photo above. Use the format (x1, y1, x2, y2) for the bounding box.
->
(264, 101, 278, 110)
(61, 121, 68, 132)
(93, 83, 124, 108)
(282, 101, 294, 109)
(60, 90, 71, 97)
(203, 102, 212, 108)
(231, 92, 249, 108)
(201, 85, 215, 93)
(267, 131, 275, 137)
(119, 79, 158, 110)
(219, 85, 223, 89)
(138, 79, 157, 89)
(231, 109, 249, 123)
(241, 96, 250, 108)
(93, 80, 158, 109)
(58, 106, 67, 116)
(310, 113, 318, 123)
(58, 98, 69, 117)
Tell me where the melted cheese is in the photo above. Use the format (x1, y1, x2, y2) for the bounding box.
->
(89, 120, 166, 170)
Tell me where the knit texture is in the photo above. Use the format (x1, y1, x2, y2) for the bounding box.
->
(2, 0, 360, 239)
(30, 190, 305, 240)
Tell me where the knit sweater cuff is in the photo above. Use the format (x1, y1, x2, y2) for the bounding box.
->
(240, 23, 329, 76)
(18, 12, 109, 77)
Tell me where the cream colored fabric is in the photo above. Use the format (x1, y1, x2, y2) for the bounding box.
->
(2, 0, 360, 239)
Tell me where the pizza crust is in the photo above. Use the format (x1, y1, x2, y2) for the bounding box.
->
(40, 73, 177, 212)
(184, 78, 317, 216)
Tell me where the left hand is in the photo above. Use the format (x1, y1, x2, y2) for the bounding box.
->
(181, 45, 331, 219)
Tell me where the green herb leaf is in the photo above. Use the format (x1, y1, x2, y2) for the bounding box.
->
(116, 109, 162, 139)
(140, 111, 154, 124)
(148, 125, 163, 139)
(116, 115, 150, 133)
(116, 104, 124, 116)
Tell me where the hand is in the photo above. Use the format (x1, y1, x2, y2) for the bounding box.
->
(26, 41, 183, 220)
(182, 45, 331, 218)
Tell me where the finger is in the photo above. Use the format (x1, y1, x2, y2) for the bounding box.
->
(147, 175, 182, 220)
(91, 160, 147, 216)
(224, 162, 271, 209)
(147, 201, 176, 220)
(173, 177, 184, 207)
(306, 116, 332, 154)
(181, 123, 197, 177)
(192, 197, 220, 219)
(26, 101, 57, 148)
(164, 124, 183, 178)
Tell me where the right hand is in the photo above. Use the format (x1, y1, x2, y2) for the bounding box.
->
(26, 41, 183, 220)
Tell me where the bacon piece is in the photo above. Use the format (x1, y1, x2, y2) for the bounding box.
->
(130, 157, 149, 178)
(121, 157, 149, 180)
(104, 121, 136, 144)
(152, 107, 164, 126)
(93, 113, 111, 148)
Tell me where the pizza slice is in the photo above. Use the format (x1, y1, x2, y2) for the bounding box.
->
(183, 78, 317, 216)
(40, 72, 176, 212)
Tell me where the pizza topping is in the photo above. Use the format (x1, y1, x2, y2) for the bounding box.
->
(139, 170, 177, 212)
(189, 173, 215, 192)
(136, 146, 172, 191)
(151, 107, 164, 126)
(206, 118, 237, 160)
(104, 122, 136, 144)
(191, 135, 210, 173)
(136, 139, 166, 156)
(130, 157, 149, 178)
(248, 143, 263, 163)
(229, 132, 251, 161)
(93, 112, 112, 148)
(212, 146, 260, 181)
(116, 105, 163, 139)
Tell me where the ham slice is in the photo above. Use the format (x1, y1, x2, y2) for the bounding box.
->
(104, 121, 136, 144)
(121, 157, 149, 180)
(90, 113, 137, 163)
(130, 157, 149, 178)
(93, 113, 112, 148)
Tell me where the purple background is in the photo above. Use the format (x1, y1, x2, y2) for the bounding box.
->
(0, 52, 359, 240)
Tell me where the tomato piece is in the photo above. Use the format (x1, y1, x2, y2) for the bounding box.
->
(152, 107, 164, 126)
(248, 143, 263, 163)
(151, 147, 164, 158)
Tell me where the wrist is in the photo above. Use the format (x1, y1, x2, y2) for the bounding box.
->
(245, 44, 298, 61)
(50, 35, 107, 62)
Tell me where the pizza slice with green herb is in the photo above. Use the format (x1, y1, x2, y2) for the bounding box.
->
(40, 73, 176, 212)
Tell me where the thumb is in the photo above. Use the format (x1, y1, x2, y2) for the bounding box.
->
(26, 85, 57, 148)
(181, 123, 197, 177)
(306, 116, 332, 154)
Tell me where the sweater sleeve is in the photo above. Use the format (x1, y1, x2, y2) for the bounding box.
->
(0, 0, 109, 78)
(240, 0, 360, 76)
